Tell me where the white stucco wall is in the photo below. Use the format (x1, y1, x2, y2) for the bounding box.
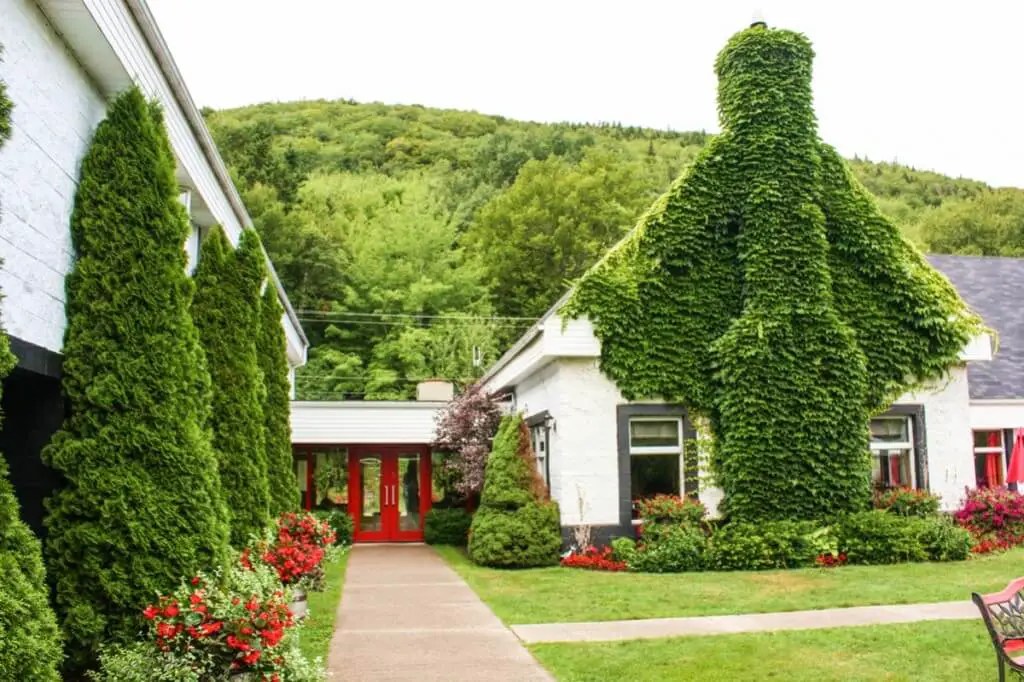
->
(895, 365, 973, 510)
(0, 0, 106, 353)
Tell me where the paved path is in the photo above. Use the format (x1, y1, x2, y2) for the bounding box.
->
(326, 544, 554, 681)
(512, 600, 978, 644)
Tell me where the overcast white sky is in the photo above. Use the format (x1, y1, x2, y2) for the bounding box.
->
(148, 0, 1024, 188)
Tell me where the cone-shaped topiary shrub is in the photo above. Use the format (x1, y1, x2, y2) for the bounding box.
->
(564, 25, 981, 522)
(193, 227, 270, 546)
(258, 282, 298, 515)
(42, 87, 230, 668)
(468, 415, 560, 567)
(0, 52, 63, 680)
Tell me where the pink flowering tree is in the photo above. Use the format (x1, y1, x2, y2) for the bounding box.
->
(431, 383, 503, 499)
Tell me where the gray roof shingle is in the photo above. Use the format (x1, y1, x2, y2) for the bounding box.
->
(927, 254, 1024, 400)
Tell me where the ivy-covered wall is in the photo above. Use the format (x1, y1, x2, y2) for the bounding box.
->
(259, 279, 298, 514)
(564, 26, 981, 522)
(0, 46, 63, 681)
(42, 87, 231, 667)
(193, 227, 270, 545)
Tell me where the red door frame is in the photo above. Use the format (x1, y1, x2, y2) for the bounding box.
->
(293, 444, 431, 543)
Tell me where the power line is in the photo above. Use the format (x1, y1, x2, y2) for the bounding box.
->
(295, 309, 539, 322)
(296, 317, 530, 328)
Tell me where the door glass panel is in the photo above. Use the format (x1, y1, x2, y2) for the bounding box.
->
(295, 457, 308, 509)
(313, 448, 348, 511)
(359, 456, 382, 533)
(398, 454, 421, 532)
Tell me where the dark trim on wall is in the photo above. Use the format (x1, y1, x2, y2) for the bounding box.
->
(9, 337, 63, 379)
(525, 410, 552, 490)
(561, 524, 635, 549)
(879, 404, 928, 491)
(616, 404, 696, 529)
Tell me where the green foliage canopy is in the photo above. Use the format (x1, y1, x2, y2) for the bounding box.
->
(564, 26, 981, 522)
(192, 227, 270, 546)
(42, 87, 231, 665)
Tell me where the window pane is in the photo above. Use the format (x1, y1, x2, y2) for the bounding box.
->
(631, 454, 680, 500)
(313, 448, 348, 511)
(973, 430, 1003, 450)
(295, 457, 308, 509)
(975, 452, 1005, 488)
(431, 452, 447, 504)
(630, 419, 680, 448)
(872, 449, 912, 488)
(870, 418, 909, 443)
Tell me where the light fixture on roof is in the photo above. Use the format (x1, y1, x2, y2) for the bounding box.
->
(751, 9, 767, 28)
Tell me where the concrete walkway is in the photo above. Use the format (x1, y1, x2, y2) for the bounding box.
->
(326, 544, 554, 681)
(512, 600, 979, 644)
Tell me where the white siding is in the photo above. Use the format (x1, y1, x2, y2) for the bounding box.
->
(290, 402, 444, 445)
(895, 366, 974, 511)
(553, 358, 623, 526)
(970, 400, 1024, 430)
(0, 0, 105, 352)
(516, 362, 560, 500)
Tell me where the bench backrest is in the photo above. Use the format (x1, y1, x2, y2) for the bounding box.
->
(973, 577, 1024, 654)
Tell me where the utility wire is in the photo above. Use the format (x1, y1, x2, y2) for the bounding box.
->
(295, 309, 539, 322)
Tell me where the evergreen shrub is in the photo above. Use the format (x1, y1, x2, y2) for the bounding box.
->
(834, 511, 928, 565)
(468, 415, 560, 567)
(629, 524, 706, 573)
(0, 46, 64, 681)
(313, 509, 353, 547)
(42, 87, 230, 667)
(193, 227, 270, 546)
(258, 280, 298, 515)
(424, 508, 472, 546)
(917, 516, 972, 562)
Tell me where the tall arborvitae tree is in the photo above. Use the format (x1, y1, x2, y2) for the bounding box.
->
(42, 87, 230, 665)
(193, 227, 270, 545)
(0, 48, 63, 680)
(258, 279, 298, 514)
(565, 25, 981, 522)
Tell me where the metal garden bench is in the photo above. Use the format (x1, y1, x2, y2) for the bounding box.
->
(973, 577, 1024, 681)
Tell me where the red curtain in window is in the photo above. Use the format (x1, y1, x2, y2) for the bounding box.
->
(985, 432, 1002, 488)
(889, 456, 902, 486)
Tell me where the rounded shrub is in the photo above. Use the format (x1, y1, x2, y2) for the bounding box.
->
(873, 487, 940, 518)
(313, 509, 353, 547)
(635, 494, 706, 527)
(708, 520, 834, 571)
(917, 516, 972, 562)
(258, 282, 299, 515)
(834, 510, 928, 565)
(192, 227, 270, 546)
(629, 524, 707, 573)
(424, 508, 473, 546)
(468, 415, 561, 568)
(42, 87, 231, 667)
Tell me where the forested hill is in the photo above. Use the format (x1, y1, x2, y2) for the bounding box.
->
(204, 99, 1024, 400)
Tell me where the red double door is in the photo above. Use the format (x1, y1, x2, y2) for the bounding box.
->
(348, 446, 430, 542)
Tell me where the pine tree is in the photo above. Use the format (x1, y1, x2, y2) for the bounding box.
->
(42, 87, 230, 666)
(565, 25, 980, 522)
(193, 227, 270, 545)
(258, 279, 298, 514)
(0, 47, 63, 680)
(468, 415, 561, 567)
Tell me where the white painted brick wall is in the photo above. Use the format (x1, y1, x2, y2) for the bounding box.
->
(897, 365, 973, 510)
(553, 358, 623, 526)
(515, 362, 560, 502)
(0, 0, 106, 353)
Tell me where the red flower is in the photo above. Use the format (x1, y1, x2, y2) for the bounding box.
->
(162, 603, 180, 618)
(143, 605, 160, 620)
(191, 576, 201, 586)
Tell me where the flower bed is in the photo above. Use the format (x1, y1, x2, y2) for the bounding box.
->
(561, 546, 627, 572)
(955, 487, 1024, 554)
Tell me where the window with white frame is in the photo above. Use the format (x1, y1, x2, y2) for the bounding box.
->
(973, 430, 1006, 488)
(530, 424, 550, 488)
(870, 417, 915, 489)
(629, 417, 683, 515)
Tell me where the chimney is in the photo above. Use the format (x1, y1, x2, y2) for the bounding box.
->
(416, 379, 454, 402)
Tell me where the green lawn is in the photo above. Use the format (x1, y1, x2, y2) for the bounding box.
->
(298, 548, 349, 663)
(530, 620, 996, 681)
(435, 546, 1024, 624)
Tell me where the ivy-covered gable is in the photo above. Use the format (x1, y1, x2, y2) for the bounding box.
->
(564, 26, 980, 522)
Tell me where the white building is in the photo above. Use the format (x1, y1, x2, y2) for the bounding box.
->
(478, 255, 1021, 542)
(0, 0, 308, 531)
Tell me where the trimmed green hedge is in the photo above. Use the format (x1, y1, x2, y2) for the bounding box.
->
(563, 25, 980, 523)
(424, 508, 472, 546)
(469, 415, 560, 567)
(42, 87, 231, 668)
(0, 51, 63, 678)
(259, 282, 298, 516)
(193, 227, 270, 546)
